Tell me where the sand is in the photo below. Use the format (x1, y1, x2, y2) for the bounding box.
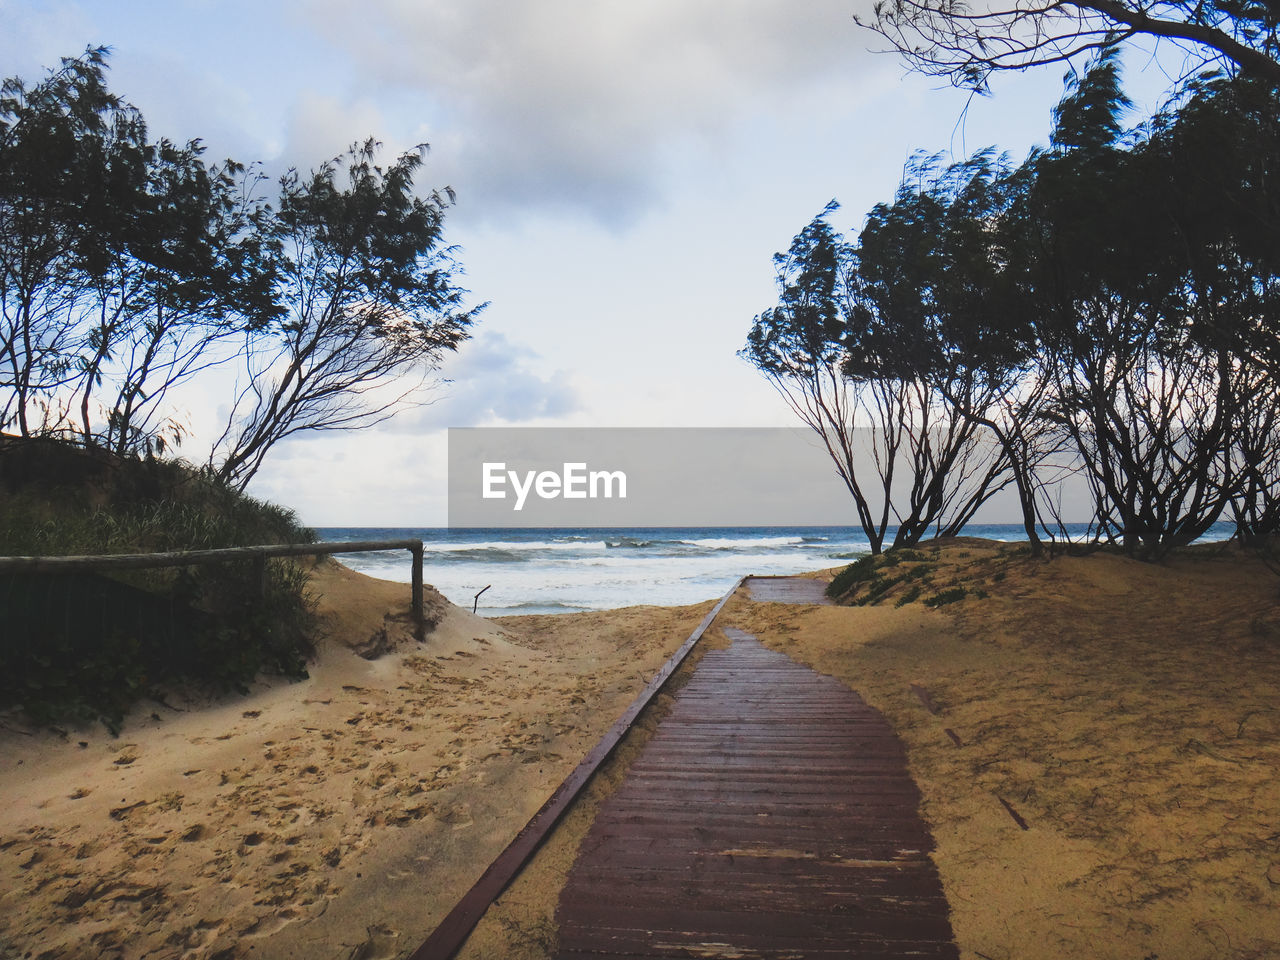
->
(3, 542, 1280, 959)
(0, 560, 711, 959)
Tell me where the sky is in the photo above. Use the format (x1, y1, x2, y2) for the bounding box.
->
(1, 0, 1187, 525)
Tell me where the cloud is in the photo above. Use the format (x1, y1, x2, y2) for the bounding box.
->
(402, 330, 580, 429)
(278, 92, 391, 172)
(0, 2, 95, 76)
(297, 0, 883, 224)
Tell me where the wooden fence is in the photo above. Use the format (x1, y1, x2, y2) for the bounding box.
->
(0, 539, 426, 621)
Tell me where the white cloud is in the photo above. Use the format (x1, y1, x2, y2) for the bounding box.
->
(278, 92, 391, 172)
(0, 1, 95, 74)
(399, 330, 581, 429)
(245, 429, 450, 526)
(298, 0, 885, 224)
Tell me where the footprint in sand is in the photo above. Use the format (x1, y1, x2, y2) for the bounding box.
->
(241, 905, 303, 938)
(435, 804, 473, 830)
(348, 923, 401, 960)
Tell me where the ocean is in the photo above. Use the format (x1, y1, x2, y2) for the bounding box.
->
(313, 523, 1198, 617)
(316, 523, 1239, 616)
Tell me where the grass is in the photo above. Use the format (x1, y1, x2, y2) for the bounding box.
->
(827, 543, 997, 610)
(826, 555, 880, 599)
(924, 586, 969, 607)
(0, 439, 318, 732)
(894, 584, 924, 608)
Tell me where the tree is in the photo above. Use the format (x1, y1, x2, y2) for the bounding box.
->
(854, 151, 1067, 554)
(0, 48, 278, 456)
(74, 147, 279, 457)
(859, 0, 1280, 92)
(1012, 54, 1258, 557)
(743, 200, 1011, 553)
(0, 46, 124, 437)
(1138, 74, 1280, 545)
(750, 51, 1280, 559)
(211, 140, 482, 490)
(743, 207, 897, 550)
(2, 50, 481, 486)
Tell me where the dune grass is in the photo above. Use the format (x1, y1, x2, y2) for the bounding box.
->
(0, 440, 318, 732)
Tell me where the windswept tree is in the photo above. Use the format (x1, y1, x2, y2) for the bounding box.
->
(858, 0, 1280, 91)
(743, 207, 898, 551)
(73, 146, 279, 458)
(2, 50, 482, 486)
(854, 152, 1065, 554)
(1142, 76, 1280, 545)
(1011, 54, 1276, 557)
(742, 199, 1011, 553)
(211, 140, 482, 490)
(0, 48, 278, 456)
(0, 46, 122, 437)
(749, 49, 1280, 559)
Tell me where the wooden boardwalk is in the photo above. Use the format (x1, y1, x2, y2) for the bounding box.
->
(744, 575, 832, 605)
(555, 625, 958, 960)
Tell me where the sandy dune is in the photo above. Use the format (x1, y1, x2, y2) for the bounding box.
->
(3, 542, 1280, 959)
(0, 561, 710, 959)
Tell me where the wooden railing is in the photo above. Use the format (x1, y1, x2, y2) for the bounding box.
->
(0, 539, 427, 621)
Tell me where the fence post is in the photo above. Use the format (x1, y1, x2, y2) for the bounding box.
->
(410, 543, 424, 623)
(254, 553, 269, 598)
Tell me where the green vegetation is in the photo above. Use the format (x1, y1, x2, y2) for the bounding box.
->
(0, 47, 476, 729)
(924, 587, 969, 608)
(826, 548, 951, 607)
(745, 43, 1280, 562)
(894, 584, 924, 608)
(0, 48, 481, 489)
(825, 555, 879, 598)
(825, 544, 1007, 609)
(0, 439, 317, 732)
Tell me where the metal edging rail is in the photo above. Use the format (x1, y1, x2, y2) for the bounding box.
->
(408, 575, 748, 960)
(0, 539, 427, 622)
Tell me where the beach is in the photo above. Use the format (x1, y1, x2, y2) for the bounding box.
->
(2, 540, 1279, 958)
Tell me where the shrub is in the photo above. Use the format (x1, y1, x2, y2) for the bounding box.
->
(826, 554, 879, 598)
(924, 586, 969, 607)
(0, 442, 317, 731)
(895, 584, 924, 607)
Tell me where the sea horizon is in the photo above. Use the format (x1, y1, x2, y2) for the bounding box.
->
(315, 523, 1238, 617)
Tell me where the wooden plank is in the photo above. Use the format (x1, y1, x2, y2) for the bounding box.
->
(555, 630, 959, 959)
(743, 575, 833, 605)
(587, 810, 935, 837)
(556, 947, 960, 960)
(407, 577, 746, 960)
(559, 902, 957, 941)
(559, 883, 951, 914)
(558, 926, 958, 956)
(556, 947, 959, 960)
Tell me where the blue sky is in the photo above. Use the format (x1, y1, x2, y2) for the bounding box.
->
(2, 0, 1184, 524)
